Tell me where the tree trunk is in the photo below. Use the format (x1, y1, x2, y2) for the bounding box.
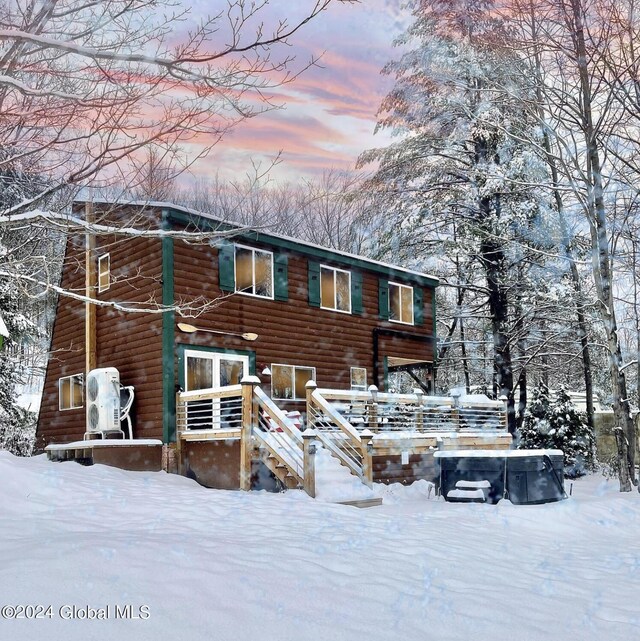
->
(570, 0, 635, 490)
(480, 233, 515, 432)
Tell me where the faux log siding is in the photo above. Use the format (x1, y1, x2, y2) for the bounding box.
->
(36, 235, 87, 448)
(172, 240, 434, 394)
(36, 235, 164, 447)
(95, 235, 163, 439)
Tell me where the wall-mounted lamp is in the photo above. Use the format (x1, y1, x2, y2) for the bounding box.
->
(261, 366, 272, 377)
(177, 322, 258, 342)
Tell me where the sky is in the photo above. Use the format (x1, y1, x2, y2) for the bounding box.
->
(182, 0, 410, 184)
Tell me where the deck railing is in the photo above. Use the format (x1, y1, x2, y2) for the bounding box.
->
(312, 386, 508, 434)
(175, 379, 509, 496)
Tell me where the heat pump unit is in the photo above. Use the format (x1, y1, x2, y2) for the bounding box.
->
(86, 367, 121, 433)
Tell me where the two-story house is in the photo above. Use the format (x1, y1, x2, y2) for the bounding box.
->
(37, 201, 438, 447)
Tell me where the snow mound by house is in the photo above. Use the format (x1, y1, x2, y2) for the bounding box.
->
(1, 451, 640, 641)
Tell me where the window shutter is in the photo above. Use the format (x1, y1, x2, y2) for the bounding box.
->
(308, 261, 320, 307)
(218, 242, 235, 292)
(378, 279, 389, 320)
(414, 286, 424, 326)
(274, 253, 289, 302)
(351, 271, 363, 315)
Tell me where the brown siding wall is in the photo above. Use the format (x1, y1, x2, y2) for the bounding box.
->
(173, 239, 435, 399)
(36, 230, 163, 448)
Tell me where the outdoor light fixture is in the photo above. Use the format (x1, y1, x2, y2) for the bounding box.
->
(261, 366, 272, 376)
(177, 322, 258, 342)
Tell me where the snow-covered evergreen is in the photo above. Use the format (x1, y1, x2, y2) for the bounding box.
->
(0, 278, 38, 456)
(518, 381, 596, 478)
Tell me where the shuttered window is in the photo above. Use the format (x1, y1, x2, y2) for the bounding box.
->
(320, 265, 351, 313)
(219, 243, 287, 300)
(389, 282, 414, 325)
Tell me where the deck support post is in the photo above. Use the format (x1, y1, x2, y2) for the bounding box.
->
(414, 388, 424, 432)
(175, 391, 184, 476)
(499, 395, 509, 432)
(240, 376, 260, 491)
(368, 385, 379, 433)
(302, 429, 317, 498)
(451, 388, 462, 432)
(360, 429, 374, 487)
(305, 380, 318, 430)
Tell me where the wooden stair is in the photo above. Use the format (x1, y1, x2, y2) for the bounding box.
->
(255, 446, 301, 490)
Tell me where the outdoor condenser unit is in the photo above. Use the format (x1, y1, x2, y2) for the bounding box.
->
(86, 367, 121, 433)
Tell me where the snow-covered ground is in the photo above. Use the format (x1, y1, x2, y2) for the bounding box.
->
(1, 451, 639, 641)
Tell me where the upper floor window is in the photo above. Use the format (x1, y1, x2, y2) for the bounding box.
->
(271, 364, 315, 400)
(235, 245, 273, 299)
(98, 253, 110, 293)
(320, 265, 351, 313)
(59, 373, 84, 411)
(389, 282, 414, 325)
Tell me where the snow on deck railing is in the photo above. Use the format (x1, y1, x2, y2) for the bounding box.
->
(312, 386, 508, 434)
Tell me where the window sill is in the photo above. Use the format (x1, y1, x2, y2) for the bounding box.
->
(234, 289, 274, 301)
(388, 318, 414, 327)
(320, 305, 352, 315)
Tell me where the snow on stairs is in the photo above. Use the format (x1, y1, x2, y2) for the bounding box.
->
(446, 480, 492, 503)
(313, 446, 381, 508)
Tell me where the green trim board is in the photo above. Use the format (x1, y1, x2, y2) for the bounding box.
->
(161, 210, 176, 444)
(176, 343, 257, 389)
(165, 208, 439, 288)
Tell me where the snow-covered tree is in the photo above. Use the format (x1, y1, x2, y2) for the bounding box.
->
(518, 382, 596, 478)
(0, 277, 39, 456)
(359, 0, 556, 429)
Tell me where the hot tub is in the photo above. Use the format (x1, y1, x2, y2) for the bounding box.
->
(434, 449, 566, 505)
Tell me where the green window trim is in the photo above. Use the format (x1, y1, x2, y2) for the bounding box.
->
(274, 253, 289, 302)
(351, 271, 363, 315)
(161, 210, 176, 444)
(378, 279, 390, 320)
(308, 260, 320, 307)
(413, 286, 424, 326)
(218, 241, 235, 292)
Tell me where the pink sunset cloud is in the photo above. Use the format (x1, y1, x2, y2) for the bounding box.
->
(169, 0, 409, 183)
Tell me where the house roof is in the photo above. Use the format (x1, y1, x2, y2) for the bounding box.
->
(78, 199, 439, 287)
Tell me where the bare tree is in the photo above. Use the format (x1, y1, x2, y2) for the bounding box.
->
(0, 1, 347, 218)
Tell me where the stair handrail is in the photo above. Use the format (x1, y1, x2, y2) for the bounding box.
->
(252, 385, 304, 485)
(253, 386, 303, 445)
(306, 381, 373, 485)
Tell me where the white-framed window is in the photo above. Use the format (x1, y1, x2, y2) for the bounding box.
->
(350, 367, 367, 391)
(389, 282, 414, 325)
(271, 364, 316, 400)
(59, 374, 84, 411)
(320, 265, 351, 313)
(98, 253, 110, 293)
(235, 245, 274, 299)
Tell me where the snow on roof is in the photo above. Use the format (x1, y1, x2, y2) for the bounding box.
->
(77, 198, 440, 284)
